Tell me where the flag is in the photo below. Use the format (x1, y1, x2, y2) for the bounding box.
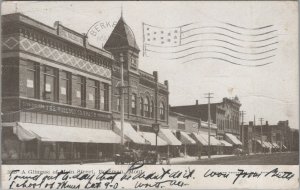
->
(142, 22, 279, 67)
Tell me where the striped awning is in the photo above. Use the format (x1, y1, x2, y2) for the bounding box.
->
(178, 131, 196, 144)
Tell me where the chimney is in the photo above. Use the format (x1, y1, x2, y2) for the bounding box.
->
(196, 100, 198, 105)
(153, 71, 158, 82)
(164, 80, 168, 89)
(249, 121, 253, 126)
(266, 121, 269, 126)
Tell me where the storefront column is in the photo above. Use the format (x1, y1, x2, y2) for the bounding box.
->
(184, 144, 187, 157)
(71, 142, 74, 159)
(85, 143, 88, 160)
(37, 141, 41, 160)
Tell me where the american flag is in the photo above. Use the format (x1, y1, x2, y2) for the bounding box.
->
(143, 22, 278, 67)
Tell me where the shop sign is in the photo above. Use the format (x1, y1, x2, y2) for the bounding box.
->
(20, 99, 111, 120)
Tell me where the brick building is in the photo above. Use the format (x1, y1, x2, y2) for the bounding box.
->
(170, 97, 242, 145)
(240, 120, 298, 153)
(1, 13, 120, 164)
(104, 16, 177, 150)
(169, 111, 229, 156)
(1, 13, 178, 163)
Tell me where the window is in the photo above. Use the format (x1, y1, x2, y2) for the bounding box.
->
(131, 93, 137, 114)
(26, 62, 39, 98)
(59, 71, 70, 104)
(73, 75, 85, 107)
(144, 97, 150, 117)
(42, 65, 58, 101)
(100, 83, 109, 111)
(159, 101, 165, 120)
(151, 100, 155, 118)
(104, 83, 109, 111)
(140, 97, 144, 116)
(86, 79, 97, 109)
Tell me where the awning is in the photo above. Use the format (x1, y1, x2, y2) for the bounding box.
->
(159, 128, 182, 146)
(272, 142, 280, 148)
(138, 132, 168, 146)
(192, 132, 208, 146)
(220, 140, 232, 147)
(113, 121, 147, 144)
(225, 133, 242, 145)
(263, 141, 273, 149)
(255, 140, 268, 148)
(192, 133, 222, 146)
(179, 131, 196, 145)
(14, 122, 121, 144)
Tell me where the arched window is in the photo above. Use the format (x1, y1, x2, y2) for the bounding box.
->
(159, 102, 165, 120)
(151, 100, 155, 118)
(131, 93, 137, 115)
(144, 97, 150, 117)
(140, 97, 144, 116)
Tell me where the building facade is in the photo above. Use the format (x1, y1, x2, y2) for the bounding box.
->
(170, 97, 241, 139)
(104, 17, 169, 136)
(1, 13, 120, 164)
(240, 120, 298, 153)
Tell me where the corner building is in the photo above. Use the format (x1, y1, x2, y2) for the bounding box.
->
(104, 17, 177, 153)
(1, 13, 120, 164)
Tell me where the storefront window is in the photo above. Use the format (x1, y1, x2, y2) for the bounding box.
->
(159, 101, 165, 120)
(144, 97, 150, 117)
(42, 66, 58, 102)
(59, 71, 71, 104)
(86, 79, 97, 109)
(58, 143, 72, 160)
(73, 75, 85, 107)
(26, 62, 38, 98)
(41, 142, 57, 160)
(131, 93, 137, 114)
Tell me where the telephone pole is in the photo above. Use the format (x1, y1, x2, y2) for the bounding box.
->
(240, 111, 246, 152)
(205, 92, 213, 159)
(259, 118, 264, 153)
(120, 53, 125, 147)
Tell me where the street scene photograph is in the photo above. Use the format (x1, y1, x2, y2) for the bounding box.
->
(1, 1, 298, 168)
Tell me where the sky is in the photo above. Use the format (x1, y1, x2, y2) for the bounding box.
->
(2, 1, 299, 128)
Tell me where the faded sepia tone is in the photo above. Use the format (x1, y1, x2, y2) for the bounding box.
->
(0, 1, 299, 189)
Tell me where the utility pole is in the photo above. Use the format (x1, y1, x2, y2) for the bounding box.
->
(240, 111, 246, 152)
(259, 118, 264, 153)
(205, 92, 213, 159)
(119, 53, 125, 148)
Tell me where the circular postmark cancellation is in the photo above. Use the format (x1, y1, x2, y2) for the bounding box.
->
(87, 20, 118, 48)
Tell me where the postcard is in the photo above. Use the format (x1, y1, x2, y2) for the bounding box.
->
(0, 1, 299, 189)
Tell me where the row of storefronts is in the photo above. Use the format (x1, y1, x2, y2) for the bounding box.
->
(2, 13, 243, 164)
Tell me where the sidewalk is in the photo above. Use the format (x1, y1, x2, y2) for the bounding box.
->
(85, 154, 234, 165)
(169, 154, 234, 164)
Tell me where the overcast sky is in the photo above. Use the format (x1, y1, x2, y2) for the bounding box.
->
(2, 1, 298, 128)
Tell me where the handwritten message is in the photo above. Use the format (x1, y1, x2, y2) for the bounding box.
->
(7, 162, 195, 189)
(2, 164, 298, 189)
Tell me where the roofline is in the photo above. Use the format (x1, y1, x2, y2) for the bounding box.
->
(2, 12, 114, 59)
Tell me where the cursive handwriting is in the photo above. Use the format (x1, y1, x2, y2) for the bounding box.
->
(7, 162, 195, 189)
(203, 168, 295, 184)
